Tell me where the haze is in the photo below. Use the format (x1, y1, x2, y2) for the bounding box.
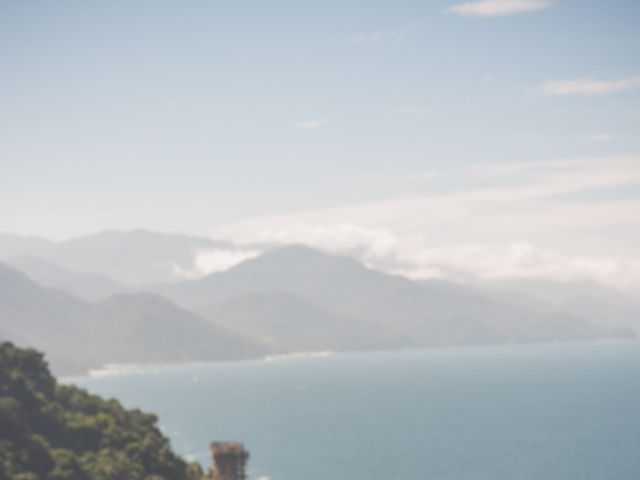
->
(1, 0, 639, 294)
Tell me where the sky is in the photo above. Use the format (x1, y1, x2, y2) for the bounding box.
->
(1, 0, 639, 291)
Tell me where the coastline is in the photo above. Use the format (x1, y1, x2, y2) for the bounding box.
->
(60, 337, 639, 382)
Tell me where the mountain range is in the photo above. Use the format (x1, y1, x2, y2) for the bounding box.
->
(0, 263, 265, 374)
(0, 230, 638, 374)
(0, 230, 257, 285)
(158, 245, 635, 346)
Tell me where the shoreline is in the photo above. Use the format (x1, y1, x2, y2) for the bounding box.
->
(60, 337, 639, 382)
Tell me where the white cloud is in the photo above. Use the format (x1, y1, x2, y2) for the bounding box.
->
(295, 119, 328, 129)
(213, 220, 640, 293)
(389, 243, 640, 292)
(447, 0, 553, 17)
(539, 76, 640, 96)
(172, 248, 261, 279)
(211, 155, 640, 292)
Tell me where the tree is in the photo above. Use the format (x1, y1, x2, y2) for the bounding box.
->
(0, 341, 205, 480)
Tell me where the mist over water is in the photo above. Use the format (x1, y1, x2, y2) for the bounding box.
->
(70, 342, 640, 480)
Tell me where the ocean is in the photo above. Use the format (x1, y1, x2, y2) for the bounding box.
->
(68, 342, 640, 480)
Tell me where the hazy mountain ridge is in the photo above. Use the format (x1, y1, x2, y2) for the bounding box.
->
(6, 230, 638, 327)
(0, 230, 260, 286)
(0, 263, 266, 374)
(197, 291, 416, 353)
(479, 279, 640, 334)
(2, 233, 637, 375)
(157, 245, 635, 348)
(7, 256, 131, 301)
(156, 244, 411, 309)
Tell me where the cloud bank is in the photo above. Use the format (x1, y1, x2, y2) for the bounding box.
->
(172, 248, 261, 279)
(209, 155, 640, 293)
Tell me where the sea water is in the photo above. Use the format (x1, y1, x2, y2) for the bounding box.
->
(69, 342, 640, 480)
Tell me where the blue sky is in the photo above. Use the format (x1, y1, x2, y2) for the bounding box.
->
(1, 0, 639, 290)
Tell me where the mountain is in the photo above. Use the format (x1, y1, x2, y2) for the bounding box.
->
(0, 230, 256, 285)
(156, 244, 407, 309)
(7, 256, 130, 301)
(0, 341, 205, 479)
(479, 279, 640, 334)
(0, 262, 85, 371)
(157, 245, 631, 347)
(2, 239, 635, 372)
(0, 263, 265, 374)
(198, 292, 415, 353)
(85, 293, 265, 367)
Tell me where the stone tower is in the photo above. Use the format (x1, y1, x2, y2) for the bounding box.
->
(210, 442, 249, 480)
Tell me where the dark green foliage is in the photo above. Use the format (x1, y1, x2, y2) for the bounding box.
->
(0, 342, 205, 480)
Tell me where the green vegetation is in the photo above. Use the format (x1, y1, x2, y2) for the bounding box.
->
(0, 341, 205, 480)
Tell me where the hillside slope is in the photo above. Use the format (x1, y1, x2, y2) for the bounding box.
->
(7, 256, 131, 301)
(0, 263, 266, 375)
(0, 341, 205, 479)
(198, 291, 415, 353)
(158, 245, 632, 347)
(0, 230, 254, 286)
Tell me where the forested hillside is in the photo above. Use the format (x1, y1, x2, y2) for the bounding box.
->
(0, 341, 205, 480)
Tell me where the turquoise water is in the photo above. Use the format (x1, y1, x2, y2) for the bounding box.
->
(70, 342, 640, 480)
